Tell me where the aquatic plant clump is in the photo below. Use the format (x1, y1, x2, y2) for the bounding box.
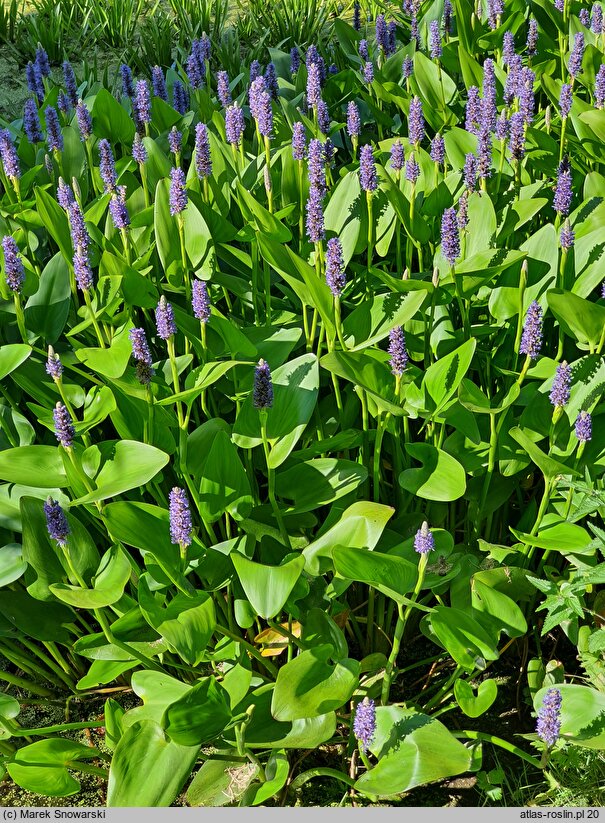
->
(0, 0, 603, 809)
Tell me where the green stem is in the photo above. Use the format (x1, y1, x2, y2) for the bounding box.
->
(215, 624, 278, 678)
(260, 411, 291, 549)
(13, 293, 28, 343)
(288, 768, 357, 796)
(381, 553, 429, 705)
(452, 730, 542, 769)
(83, 289, 106, 348)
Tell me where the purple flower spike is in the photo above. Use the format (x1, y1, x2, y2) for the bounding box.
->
(408, 96, 424, 145)
(595, 64, 605, 107)
(580, 8, 590, 25)
(57, 92, 71, 117)
(306, 185, 325, 243)
(325, 237, 346, 297)
(560, 219, 575, 250)
(307, 62, 322, 108)
(569, 32, 585, 77)
(353, 697, 376, 753)
(495, 111, 509, 141)
(592, 3, 603, 33)
(457, 191, 469, 230)
(44, 497, 69, 546)
(388, 326, 409, 376)
(441, 207, 460, 266)
(477, 129, 492, 179)
(2, 236, 25, 293)
(559, 83, 572, 118)
(554, 156, 572, 216)
(317, 100, 330, 135)
(225, 103, 245, 146)
(292, 121, 306, 161)
(45, 107, 63, 152)
(414, 521, 435, 554)
(359, 144, 377, 192)
(405, 153, 420, 183)
(98, 138, 117, 193)
(46, 346, 63, 380)
(464, 152, 477, 190)
(250, 60, 262, 84)
(61, 60, 77, 109)
(169, 487, 193, 548)
(573, 409, 592, 443)
(133, 133, 147, 164)
(53, 402, 75, 448)
(36, 46, 50, 78)
(549, 361, 572, 407)
(536, 688, 562, 747)
(359, 39, 369, 60)
(307, 138, 326, 191)
(390, 140, 405, 172)
(187, 41, 206, 90)
(431, 133, 445, 164)
(353, 0, 361, 30)
(519, 67, 535, 124)
(520, 301, 543, 359)
(192, 278, 211, 322)
(195, 123, 212, 179)
(363, 61, 374, 84)
(502, 31, 515, 65)
(151, 65, 167, 101)
(465, 86, 481, 135)
(443, 0, 453, 31)
(253, 359, 274, 410)
(134, 80, 151, 129)
(24, 98, 43, 143)
(264, 63, 279, 100)
(216, 70, 232, 107)
(527, 16, 538, 55)
(129, 327, 153, 366)
(155, 295, 177, 339)
(76, 99, 92, 141)
(376, 14, 388, 51)
(120, 64, 135, 98)
(290, 46, 301, 75)
(255, 89, 273, 138)
(508, 111, 526, 160)
(347, 101, 361, 139)
(26, 61, 44, 104)
(168, 127, 182, 156)
(173, 80, 189, 115)
(169, 166, 188, 216)
(429, 19, 442, 58)
(109, 186, 130, 230)
(402, 55, 414, 79)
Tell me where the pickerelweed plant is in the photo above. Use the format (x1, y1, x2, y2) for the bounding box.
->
(0, 2, 604, 807)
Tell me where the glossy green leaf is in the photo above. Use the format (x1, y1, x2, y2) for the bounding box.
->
(276, 458, 367, 513)
(0, 344, 31, 380)
(107, 720, 199, 807)
(355, 706, 471, 796)
(0, 446, 67, 488)
(399, 443, 466, 502)
(333, 546, 417, 604)
(272, 644, 359, 721)
(50, 544, 132, 608)
(71, 441, 169, 505)
(232, 553, 305, 620)
(233, 353, 319, 468)
(7, 739, 99, 798)
(342, 290, 427, 351)
(163, 677, 232, 746)
(455, 678, 498, 719)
